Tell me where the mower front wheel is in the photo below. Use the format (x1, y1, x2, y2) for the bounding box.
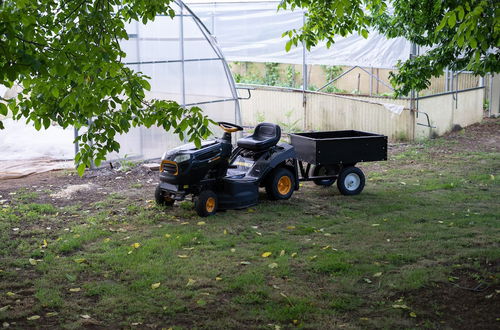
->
(155, 185, 175, 206)
(194, 190, 218, 217)
(265, 167, 295, 200)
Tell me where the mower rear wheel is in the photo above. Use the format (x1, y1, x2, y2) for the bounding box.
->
(155, 185, 175, 206)
(337, 166, 365, 195)
(265, 167, 295, 200)
(195, 190, 218, 217)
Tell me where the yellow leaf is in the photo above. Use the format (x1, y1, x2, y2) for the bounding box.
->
(74, 258, 86, 264)
(181, 222, 189, 225)
(41, 239, 48, 248)
(409, 311, 417, 318)
(280, 250, 285, 256)
(177, 255, 189, 258)
(240, 261, 251, 265)
(29, 258, 37, 265)
(6, 292, 15, 297)
(371, 224, 380, 227)
(247, 208, 255, 213)
(223, 229, 228, 235)
(73, 234, 80, 238)
(309, 255, 317, 260)
(128, 250, 133, 255)
(69, 288, 81, 292)
(197, 221, 206, 226)
(230, 248, 236, 252)
(392, 304, 409, 309)
(321, 245, 331, 250)
(27, 315, 40, 321)
(490, 174, 495, 180)
(373, 272, 383, 277)
(286, 226, 296, 230)
(291, 252, 297, 258)
(46, 312, 58, 317)
(261, 252, 272, 258)
(103, 238, 111, 243)
(215, 277, 223, 281)
(80, 315, 91, 319)
(131, 243, 140, 249)
(186, 278, 196, 287)
(151, 282, 161, 289)
(268, 263, 278, 269)
(165, 234, 171, 238)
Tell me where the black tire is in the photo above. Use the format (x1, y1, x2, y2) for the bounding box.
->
(265, 167, 295, 200)
(311, 164, 338, 186)
(155, 185, 175, 206)
(194, 190, 218, 217)
(337, 166, 365, 195)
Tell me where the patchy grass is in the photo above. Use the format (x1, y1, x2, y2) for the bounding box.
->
(0, 120, 499, 329)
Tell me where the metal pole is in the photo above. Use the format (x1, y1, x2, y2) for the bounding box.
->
(369, 67, 373, 96)
(179, 2, 186, 109)
(302, 11, 307, 130)
(489, 74, 493, 117)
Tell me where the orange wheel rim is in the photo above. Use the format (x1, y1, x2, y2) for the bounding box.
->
(277, 176, 292, 195)
(206, 197, 216, 212)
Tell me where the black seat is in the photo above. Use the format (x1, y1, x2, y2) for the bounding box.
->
(237, 123, 281, 151)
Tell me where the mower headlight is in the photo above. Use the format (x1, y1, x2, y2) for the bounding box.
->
(174, 153, 191, 163)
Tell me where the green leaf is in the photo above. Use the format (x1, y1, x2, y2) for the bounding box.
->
(285, 40, 293, 52)
(361, 29, 369, 39)
(51, 88, 59, 98)
(77, 163, 86, 177)
(0, 103, 7, 116)
(447, 12, 456, 27)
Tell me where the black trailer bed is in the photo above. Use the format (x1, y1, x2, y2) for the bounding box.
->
(289, 130, 387, 166)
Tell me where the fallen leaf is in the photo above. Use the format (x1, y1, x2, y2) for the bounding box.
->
(309, 255, 317, 260)
(321, 245, 331, 250)
(223, 229, 228, 235)
(6, 292, 15, 297)
(69, 288, 81, 292)
(261, 252, 272, 258)
(186, 278, 196, 287)
(268, 263, 278, 269)
(286, 226, 296, 230)
(291, 252, 297, 258)
(363, 278, 372, 284)
(0, 305, 9, 312)
(103, 238, 111, 243)
(131, 243, 140, 249)
(240, 261, 251, 265)
(177, 255, 189, 258)
(392, 304, 409, 309)
(230, 248, 236, 252)
(74, 258, 87, 264)
(181, 222, 189, 225)
(46, 312, 58, 317)
(197, 221, 206, 226)
(280, 250, 285, 256)
(183, 247, 194, 250)
(80, 314, 91, 319)
(165, 234, 171, 238)
(127, 250, 133, 255)
(373, 272, 383, 277)
(151, 282, 161, 289)
(29, 258, 37, 265)
(27, 315, 40, 321)
(409, 311, 417, 318)
(255, 232, 262, 236)
(215, 277, 223, 281)
(41, 239, 48, 248)
(371, 223, 380, 227)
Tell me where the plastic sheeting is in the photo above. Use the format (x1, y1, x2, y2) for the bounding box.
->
(188, 1, 411, 69)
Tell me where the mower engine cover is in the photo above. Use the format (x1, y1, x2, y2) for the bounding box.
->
(159, 139, 231, 185)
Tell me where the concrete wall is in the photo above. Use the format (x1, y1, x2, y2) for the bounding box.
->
(415, 88, 485, 139)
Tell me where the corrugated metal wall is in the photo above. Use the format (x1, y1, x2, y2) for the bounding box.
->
(239, 86, 485, 141)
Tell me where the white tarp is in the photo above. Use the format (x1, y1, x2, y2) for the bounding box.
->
(187, 1, 411, 69)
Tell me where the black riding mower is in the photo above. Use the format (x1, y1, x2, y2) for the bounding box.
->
(155, 122, 298, 217)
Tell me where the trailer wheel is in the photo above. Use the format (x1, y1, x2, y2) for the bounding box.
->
(266, 167, 295, 200)
(337, 167, 365, 195)
(311, 164, 338, 186)
(194, 190, 218, 217)
(155, 185, 175, 206)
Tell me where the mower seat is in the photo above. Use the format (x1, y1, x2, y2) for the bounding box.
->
(237, 122, 281, 151)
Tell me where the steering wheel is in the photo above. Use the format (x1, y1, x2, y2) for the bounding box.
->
(218, 121, 244, 133)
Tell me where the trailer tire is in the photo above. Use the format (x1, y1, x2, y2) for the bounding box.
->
(155, 185, 175, 206)
(337, 167, 365, 195)
(265, 167, 295, 200)
(194, 190, 218, 217)
(311, 164, 338, 186)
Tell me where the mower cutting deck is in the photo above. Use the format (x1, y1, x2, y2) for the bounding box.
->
(155, 122, 387, 217)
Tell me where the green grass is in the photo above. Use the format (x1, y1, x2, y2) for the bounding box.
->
(0, 125, 499, 328)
